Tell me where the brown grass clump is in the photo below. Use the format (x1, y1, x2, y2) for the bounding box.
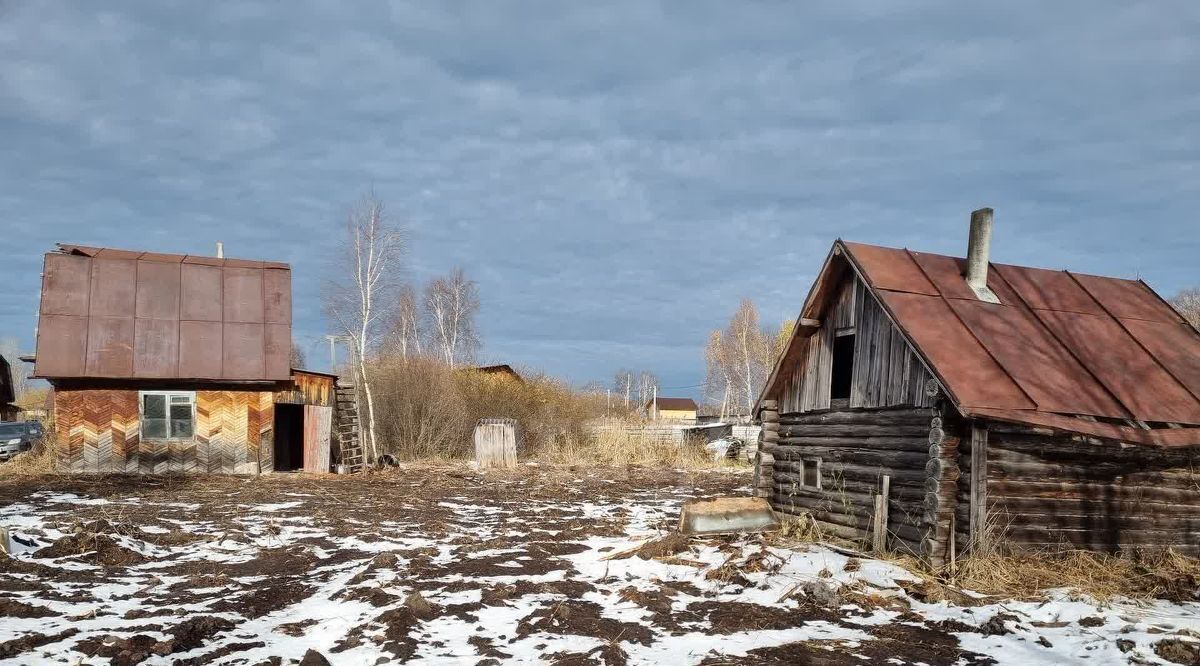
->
(0, 438, 56, 477)
(767, 514, 824, 546)
(952, 547, 1200, 602)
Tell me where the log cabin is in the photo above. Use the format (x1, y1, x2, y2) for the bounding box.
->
(31, 244, 359, 474)
(755, 209, 1200, 564)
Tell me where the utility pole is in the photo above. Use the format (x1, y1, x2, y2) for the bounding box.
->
(324, 335, 344, 371)
(652, 385, 657, 420)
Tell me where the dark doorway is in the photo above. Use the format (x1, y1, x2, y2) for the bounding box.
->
(831, 334, 855, 400)
(273, 404, 304, 472)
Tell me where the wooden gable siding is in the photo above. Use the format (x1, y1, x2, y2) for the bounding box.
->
(274, 371, 334, 407)
(778, 275, 935, 414)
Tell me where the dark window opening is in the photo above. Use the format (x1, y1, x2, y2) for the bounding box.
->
(830, 334, 855, 400)
(803, 458, 822, 489)
(273, 404, 305, 472)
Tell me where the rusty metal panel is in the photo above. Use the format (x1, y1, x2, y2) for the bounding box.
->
(223, 258, 264, 269)
(1035, 310, 1200, 424)
(878, 291, 1034, 410)
(223, 267, 264, 324)
(94, 248, 143, 260)
(263, 268, 291, 324)
(135, 260, 181, 319)
(41, 253, 92, 316)
(180, 263, 223, 321)
(34, 315, 88, 377)
(1121, 318, 1200, 409)
(133, 318, 178, 377)
(1071, 273, 1181, 323)
(909, 251, 1019, 304)
(947, 299, 1129, 419)
(265, 323, 291, 380)
(138, 252, 185, 263)
(223, 323, 265, 379)
(303, 404, 333, 472)
(994, 264, 1104, 315)
(843, 242, 939, 296)
(178, 321, 222, 379)
(183, 255, 223, 267)
(85, 317, 134, 377)
(89, 258, 137, 317)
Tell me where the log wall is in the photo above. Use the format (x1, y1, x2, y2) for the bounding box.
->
(766, 406, 938, 557)
(54, 387, 273, 474)
(955, 422, 1200, 556)
(776, 276, 935, 414)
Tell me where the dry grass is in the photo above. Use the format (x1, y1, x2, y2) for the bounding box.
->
(535, 428, 724, 468)
(0, 440, 56, 477)
(952, 547, 1200, 602)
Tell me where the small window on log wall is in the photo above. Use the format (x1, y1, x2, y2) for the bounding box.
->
(803, 458, 822, 489)
(830, 334, 855, 400)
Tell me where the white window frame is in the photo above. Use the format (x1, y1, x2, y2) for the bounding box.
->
(139, 391, 196, 441)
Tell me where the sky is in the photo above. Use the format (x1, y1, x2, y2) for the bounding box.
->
(2, 1, 1198, 399)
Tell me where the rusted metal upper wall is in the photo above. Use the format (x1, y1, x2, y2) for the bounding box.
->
(840, 242, 1200, 429)
(34, 246, 292, 382)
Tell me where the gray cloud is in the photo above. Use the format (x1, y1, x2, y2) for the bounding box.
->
(2, 1, 1198, 395)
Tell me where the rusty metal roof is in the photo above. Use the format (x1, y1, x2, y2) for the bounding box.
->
(34, 244, 292, 382)
(835, 241, 1200, 440)
(649, 397, 699, 411)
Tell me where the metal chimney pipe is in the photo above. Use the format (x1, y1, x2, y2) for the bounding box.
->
(965, 208, 993, 291)
(216, 241, 224, 259)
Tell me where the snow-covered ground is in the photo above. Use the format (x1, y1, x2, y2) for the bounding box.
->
(0, 468, 1198, 664)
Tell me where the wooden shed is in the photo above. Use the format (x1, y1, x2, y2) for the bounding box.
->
(755, 209, 1200, 564)
(32, 244, 353, 474)
(0, 354, 17, 421)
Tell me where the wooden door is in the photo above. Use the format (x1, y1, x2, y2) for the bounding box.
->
(303, 405, 333, 473)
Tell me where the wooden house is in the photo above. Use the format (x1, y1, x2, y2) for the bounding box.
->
(32, 244, 357, 474)
(755, 209, 1200, 564)
(0, 354, 17, 421)
(647, 397, 698, 421)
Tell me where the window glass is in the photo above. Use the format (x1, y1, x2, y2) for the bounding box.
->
(142, 418, 168, 439)
(143, 394, 166, 419)
(0, 424, 24, 437)
(170, 403, 193, 438)
(141, 393, 193, 440)
(803, 459, 821, 488)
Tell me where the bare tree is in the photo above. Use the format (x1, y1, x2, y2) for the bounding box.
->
(424, 268, 480, 366)
(0, 337, 30, 400)
(1171, 287, 1200, 328)
(703, 300, 773, 415)
(704, 330, 734, 419)
(636, 370, 658, 410)
(612, 369, 634, 409)
(323, 194, 406, 462)
(289, 342, 307, 369)
(385, 284, 424, 360)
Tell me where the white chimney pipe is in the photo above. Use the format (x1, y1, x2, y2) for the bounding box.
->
(216, 241, 224, 259)
(965, 208, 1000, 303)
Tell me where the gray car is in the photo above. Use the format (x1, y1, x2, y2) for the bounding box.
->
(0, 421, 42, 461)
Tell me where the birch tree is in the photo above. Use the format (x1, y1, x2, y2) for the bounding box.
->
(424, 268, 480, 366)
(704, 331, 734, 419)
(386, 284, 424, 360)
(636, 370, 658, 409)
(727, 299, 769, 413)
(323, 194, 405, 462)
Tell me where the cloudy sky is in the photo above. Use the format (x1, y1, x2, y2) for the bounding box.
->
(2, 2, 1198, 397)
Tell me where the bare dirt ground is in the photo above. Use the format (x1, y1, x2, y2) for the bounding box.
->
(0, 465, 1197, 665)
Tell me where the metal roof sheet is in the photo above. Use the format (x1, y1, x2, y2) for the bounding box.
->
(34, 244, 292, 382)
(834, 241, 1200, 438)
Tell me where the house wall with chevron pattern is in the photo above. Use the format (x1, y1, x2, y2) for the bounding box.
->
(54, 388, 275, 474)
